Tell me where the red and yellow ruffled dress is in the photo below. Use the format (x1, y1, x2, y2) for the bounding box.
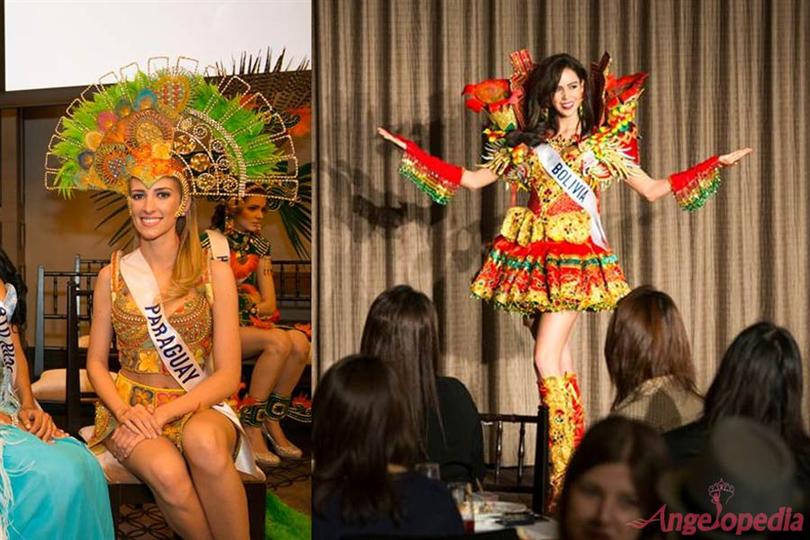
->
(87, 250, 215, 451)
(466, 75, 648, 315)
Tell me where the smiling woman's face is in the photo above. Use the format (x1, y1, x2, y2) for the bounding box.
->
(564, 462, 642, 540)
(550, 67, 585, 119)
(128, 176, 182, 241)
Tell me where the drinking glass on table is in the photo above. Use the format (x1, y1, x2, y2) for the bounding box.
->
(414, 462, 441, 480)
(448, 481, 475, 533)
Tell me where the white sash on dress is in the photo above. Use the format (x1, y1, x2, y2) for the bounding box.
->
(0, 285, 19, 403)
(206, 229, 231, 262)
(534, 143, 609, 249)
(118, 250, 262, 478)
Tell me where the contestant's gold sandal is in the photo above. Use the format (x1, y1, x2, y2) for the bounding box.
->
(239, 397, 281, 467)
(262, 393, 304, 460)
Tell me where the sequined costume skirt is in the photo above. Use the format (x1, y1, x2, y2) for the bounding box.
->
(86, 372, 191, 452)
(470, 209, 630, 314)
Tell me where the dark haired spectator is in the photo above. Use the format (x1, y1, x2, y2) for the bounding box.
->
(605, 286, 703, 432)
(659, 416, 805, 539)
(361, 285, 485, 483)
(312, 354, 463, 539)
(559, 416, 669, 540)
(664, 322, 810, 494)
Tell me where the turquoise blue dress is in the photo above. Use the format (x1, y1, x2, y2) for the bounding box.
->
(0, 284, 114, 540)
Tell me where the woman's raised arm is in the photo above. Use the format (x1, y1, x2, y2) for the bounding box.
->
(377, 127, 500, 193)
(624, 147, 752, 204)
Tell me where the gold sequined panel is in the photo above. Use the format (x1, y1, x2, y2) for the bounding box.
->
(112, 286, 213, 374)
(545, 211, 591, 243)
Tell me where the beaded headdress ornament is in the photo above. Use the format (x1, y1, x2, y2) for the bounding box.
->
(45, 57, 299, 207)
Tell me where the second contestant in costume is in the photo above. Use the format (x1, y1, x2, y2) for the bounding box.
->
(380, 51, 751, 509)
(45, 58, 296, 539)
(205, 187, 310, 466)
(0, 249, 114, 540)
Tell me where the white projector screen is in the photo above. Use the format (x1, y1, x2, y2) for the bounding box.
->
(4, 0, 311, 92)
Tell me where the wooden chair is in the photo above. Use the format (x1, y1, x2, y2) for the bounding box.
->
(65, 281, 267, 539)
(480, 405, 550, 515)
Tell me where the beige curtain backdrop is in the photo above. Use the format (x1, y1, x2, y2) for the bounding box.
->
(314, 0, 810, 458)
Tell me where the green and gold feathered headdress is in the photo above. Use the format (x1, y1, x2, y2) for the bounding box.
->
(45, 57, 298, 203)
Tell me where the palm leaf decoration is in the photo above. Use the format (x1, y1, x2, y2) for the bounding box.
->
(270, 162, 311, 258)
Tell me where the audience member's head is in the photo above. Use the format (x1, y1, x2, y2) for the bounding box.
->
(313, 354, 418, 525)
(360, 284, 441, 442)
(703, 322, 809, 453)
(604, 286, 699, 410)
(658, 416, 803, 539)
(559, 416, 670, 540)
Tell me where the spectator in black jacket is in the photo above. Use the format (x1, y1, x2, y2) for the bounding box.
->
(360, 285, 486, 483)
(312, 355, 463, 539)
(664, 322, 810, 495)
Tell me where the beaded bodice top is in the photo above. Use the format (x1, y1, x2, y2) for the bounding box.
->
(109, 250, 214, 375)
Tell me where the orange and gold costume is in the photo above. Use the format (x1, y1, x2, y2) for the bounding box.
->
(87, 250, 214, 452)
(396, 50, 724, 513)
(466, 53, 648, 314)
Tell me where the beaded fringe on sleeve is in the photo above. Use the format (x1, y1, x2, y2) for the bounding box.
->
(397, 139, 462, 205)
(669, 155, 722, 211)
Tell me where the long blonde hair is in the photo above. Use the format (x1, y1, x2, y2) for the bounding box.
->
(166, 193, 204, 302)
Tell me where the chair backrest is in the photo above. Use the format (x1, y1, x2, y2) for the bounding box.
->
(65, 281, 95, 436)
(480, 405, 550, 515)
(34, 263, 100, 378)
(273, 259, 311, 322)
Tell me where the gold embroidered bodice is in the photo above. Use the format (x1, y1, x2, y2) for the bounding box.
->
(110, 251, 214, 375)
(499, 136, 614, 246)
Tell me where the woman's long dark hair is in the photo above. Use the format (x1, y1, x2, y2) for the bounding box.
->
(604, 286, 700, 409)
(359, 285, 442, 453)
(507, 53, 596, 148)
(703, 322, 810, 455)
(0, 247, 27, 330)
(313, 354, 419, 525)
(559, 417, 670, 540)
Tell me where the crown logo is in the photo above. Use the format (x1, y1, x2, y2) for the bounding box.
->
(708, 478, 735, 506)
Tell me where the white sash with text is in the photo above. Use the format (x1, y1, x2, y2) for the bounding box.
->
(0, 285, 18, 391)
(534, 143, 608, 249)
(118, 250, 262, 478)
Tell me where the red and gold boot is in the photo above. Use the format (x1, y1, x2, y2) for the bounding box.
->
(564, 372, 586, 448)
(539, 375, 576, 515)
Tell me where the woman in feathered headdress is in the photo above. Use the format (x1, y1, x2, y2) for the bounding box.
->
(47, 58, 297, 538)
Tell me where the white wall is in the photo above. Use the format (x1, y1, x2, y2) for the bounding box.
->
(5, 0, 311, 91)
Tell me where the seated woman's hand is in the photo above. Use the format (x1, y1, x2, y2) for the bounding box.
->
(151, 404, 175, 432)
(116, 404, 161, 439)
(18, 407, 67, 443)
(108, 425, 146, 462)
